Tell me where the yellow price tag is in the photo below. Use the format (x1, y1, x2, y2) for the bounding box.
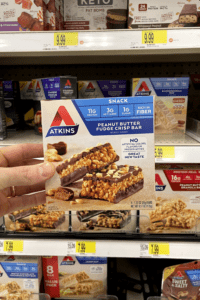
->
(54, 32, 78, 46)
(155, 146, 175, 159)
(142, 30, 167, 44)
(149, 243, 170, 255)
(76, 241, 96, 254)
(4, 240, 23, 252)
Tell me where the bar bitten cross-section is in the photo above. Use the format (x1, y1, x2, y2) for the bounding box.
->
(80, 164, 144, 203)
(56, 143, 119, 186)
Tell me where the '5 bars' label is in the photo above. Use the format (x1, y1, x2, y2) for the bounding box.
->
(78, 0, 113, 6)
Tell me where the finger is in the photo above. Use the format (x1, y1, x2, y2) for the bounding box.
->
(2, 182, 46, 197)
(0, 143, 44, 167)
(0, 191, 46, 217)
(0, 162, 55, 189)
(14, 158, 44, 167)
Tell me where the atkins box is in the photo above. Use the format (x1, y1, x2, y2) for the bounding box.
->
(42, 96, 156, 211)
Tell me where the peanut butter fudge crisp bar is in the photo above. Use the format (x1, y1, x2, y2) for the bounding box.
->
(80, 164, 143, 203)
(56, 143, 119, 186)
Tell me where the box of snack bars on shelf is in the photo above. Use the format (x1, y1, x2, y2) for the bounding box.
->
(19, 81, 34, 130)
(71, 210, 138, 233)
(4, 204, 69, 233)
(139, 164, 200, 234)
(128, 0, 199, 29)
(42, 96, 156, 212)
(0, 0, 44, 31)
(131, 77, 189, 134)
(43, 0, 64, 30)
(42, 256, 107, 298)
(78, 80, 129, 99)
(0, 255, 42, 299)
(64, 0, 128, 30)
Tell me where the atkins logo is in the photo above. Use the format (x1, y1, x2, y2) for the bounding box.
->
(86, 82, 95, 92)
(46, 106, 79, 137)
(155, 174, 166, 191)
(61, 256, 75, 265)
(64, 80, 72, 89)
(135, 81, 151, 96)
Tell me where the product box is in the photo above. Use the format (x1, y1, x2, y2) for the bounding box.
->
(64, 0, 128, 30)
(162, 261, 200, 300)
(19, 81, 34, 129)
(71, 210, 138, 233)
(78, 80, 128, 99)
(4, 204, 69, 233)
(43, 0, 64, 30)
(0, 255, 42, 300)
(132, 77, 189, 134)
(32, 76, 77, 100)
(3, 81, 21, 131)
(128, 0, 199, 29)
(0, 0, 44, 31)
(42, 96, 156, 211)
(140, 164, 200, 234)
(42, 256, 107, 298)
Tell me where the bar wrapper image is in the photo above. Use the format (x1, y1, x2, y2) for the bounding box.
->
(4, 204, 69, 233)
(41, 97, 156, 211)
(71, 210, 138, 233)
(42, 256, 107, 299)
(132, 78, 189, 134)
(140, 164, 200, 234)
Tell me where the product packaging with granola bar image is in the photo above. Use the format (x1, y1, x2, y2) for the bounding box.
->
(140, 164, 200, 234)
(42, 96, 156, 211)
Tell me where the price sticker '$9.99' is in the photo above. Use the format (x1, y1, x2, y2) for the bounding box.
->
(142, 30, 167, 45)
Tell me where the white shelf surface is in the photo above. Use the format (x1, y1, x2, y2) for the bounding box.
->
(1, 28, 200, 58)
(0, 238, 200, 259)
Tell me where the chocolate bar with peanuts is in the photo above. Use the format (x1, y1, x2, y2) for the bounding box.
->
(56, 143, 119, 186)
(29, 211, 65, 228)
(76, 211, 104, 222)
(80, 164, 144, 203)
(8, 205, 46, 222)
(179, 4, 198, 24)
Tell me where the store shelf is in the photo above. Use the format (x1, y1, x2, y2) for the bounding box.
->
(0, 130, 42, 146)
(2, 29, 200, 64)
(0, 237, 200, 259)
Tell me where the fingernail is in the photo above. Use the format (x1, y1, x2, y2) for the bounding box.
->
(39, 162, 55, 178)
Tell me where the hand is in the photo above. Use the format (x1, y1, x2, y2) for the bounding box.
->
(0, 143, 55, 217)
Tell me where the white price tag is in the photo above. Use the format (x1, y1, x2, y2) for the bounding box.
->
(140, 243, 150, 257)
(67, 241, 76, 254)
(0, 240, 3, 253)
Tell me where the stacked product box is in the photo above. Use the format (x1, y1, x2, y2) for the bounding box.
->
(0, 255, 42, 300)
(71, 210, 138, 233)
(43, 0, 64, 30)
(64, 0, 128, 30)
(131, 77, 189, 134)
(42, 96, 156, 212)
(78, 80, 129, 99)
(3, 81, 21, 131)
(32, 76, 77, 135)
(0, 0, 44, 31)
(128, 0, 200, 29)
(19, 81, 35, 129)
(4, 204, 68, 233)
(140, 164, 200, 234)
(42, 256, 107, 298)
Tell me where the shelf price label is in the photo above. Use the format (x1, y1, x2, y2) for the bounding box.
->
(54, 32, 78, 47)
(3, 240, 23, 253)
(76, 241, 96, 254)
(149, 243, 170, 256)
(142, 30, 167, 44)
(155, 146, 175, 159)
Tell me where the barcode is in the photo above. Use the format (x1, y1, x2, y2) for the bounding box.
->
(140, 244, 148, 251)
(0, 241, 3, 248)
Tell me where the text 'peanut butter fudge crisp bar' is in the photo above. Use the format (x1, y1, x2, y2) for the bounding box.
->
(56, 143, 119, 186)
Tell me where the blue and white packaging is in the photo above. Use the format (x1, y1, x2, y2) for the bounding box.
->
(42, 96, 156, 211)
(0, 256, 42, 299)
(132, 77, 189, 134)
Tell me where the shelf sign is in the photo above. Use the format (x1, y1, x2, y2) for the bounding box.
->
(76, 241, 96, 254)
(54, 32, 78, 46)
(3, 240, 23, 252)
(149, 243, 170, 255)
(142, 30, 167, 44)
(155, 146, 175, 159)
